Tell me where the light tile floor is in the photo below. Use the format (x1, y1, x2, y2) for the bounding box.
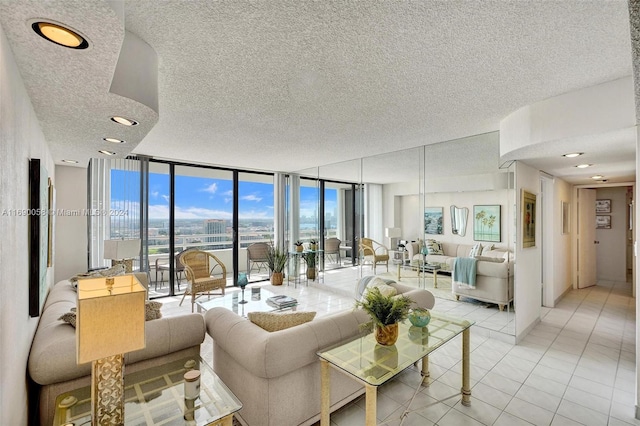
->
(158, 268, 638, 426)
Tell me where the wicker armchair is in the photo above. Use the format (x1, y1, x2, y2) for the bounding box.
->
(359, 237, 389, 273)
(180, 250, 227, 312)
(246, 242, 270, 278)
(324, 237, 342, 265)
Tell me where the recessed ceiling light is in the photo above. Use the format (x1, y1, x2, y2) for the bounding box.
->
(61, 159, 78, 164)
(98, 150, 116, 156)
(103, 137, 125, 144)
(111, 116, 138, 126)
(576, 164, 592, 168)
(31, 21, 89, 49)
(562, 152, 583, 158)
(591, 175, 604, 179)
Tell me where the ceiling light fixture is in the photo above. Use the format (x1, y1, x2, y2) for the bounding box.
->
(31, 21, 89, 49)
(575, 164, 592, 168)
(591, 175, 604, 180)
(62, 159, 78, 164)
(562, 152, 583, 158)
(110, 116, 138, 126)
(103, 137, 125, 144)
(98, 150, 116, 156)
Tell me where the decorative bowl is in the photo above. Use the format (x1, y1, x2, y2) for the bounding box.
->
(408, 308, 431, 327)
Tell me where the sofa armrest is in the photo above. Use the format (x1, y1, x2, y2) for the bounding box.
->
(390, 282, 435, 310)
(206, 307, 369, 379)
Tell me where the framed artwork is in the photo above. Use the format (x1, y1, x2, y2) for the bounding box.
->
(596, 215, 611, 229)
(29, 159, 49, 317)
(596, 199, 611, 213)
(522, 190, 536, 248)
(424, 207, 443, 235)
(561, 201, 570, 235)
(473, 205, 501, 242)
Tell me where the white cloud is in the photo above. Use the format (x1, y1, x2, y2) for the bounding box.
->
(151, 191, 159, 198)
(200, 183, 218, 194)
(223, 190, 233, 197)
(241, 194, 263, 202)
(161, 195, 170, 203)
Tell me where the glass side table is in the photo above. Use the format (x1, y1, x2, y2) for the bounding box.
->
(53, 356, 242, 426)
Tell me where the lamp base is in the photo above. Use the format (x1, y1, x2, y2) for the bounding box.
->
(91, 354, 125, 426)
(111, 259, 133, 273)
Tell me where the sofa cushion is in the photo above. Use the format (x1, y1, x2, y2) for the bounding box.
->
(248, 311, 317, 332)
(475, 256, 505, 263)
(425, 239, 444, 255)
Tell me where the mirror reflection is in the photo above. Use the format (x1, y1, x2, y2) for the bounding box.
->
(450, 205, 469, 236)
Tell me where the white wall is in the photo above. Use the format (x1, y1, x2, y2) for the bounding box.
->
(515, 162, 542, 341)
(397, 190, 510, 248)
(54, 165, 88, 282)
(595, 187, 629, 282)
(551, 178, 573, 305)
(0, 25, 55, 425)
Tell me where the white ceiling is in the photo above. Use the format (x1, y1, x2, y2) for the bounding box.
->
(0, 0, 635, 185)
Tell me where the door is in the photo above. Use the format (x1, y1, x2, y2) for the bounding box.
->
(577, 188, 597, 288)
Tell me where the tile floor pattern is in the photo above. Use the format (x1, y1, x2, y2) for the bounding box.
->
(157, 268, 638, 426)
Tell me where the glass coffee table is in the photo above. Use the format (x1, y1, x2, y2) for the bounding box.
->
(418, 261, 450, 288)
(318, 312, 473, 426)
(196, 286, 297, 316)
(53, 356, 242, 426)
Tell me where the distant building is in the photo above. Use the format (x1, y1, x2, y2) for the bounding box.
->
(204, 219, 226, 245)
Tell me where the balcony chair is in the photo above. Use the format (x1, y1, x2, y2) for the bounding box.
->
(324, 237, 342, 265)
(180, 250, 227, 312)
(154, 248, 192, 290)
(246, 242, 270, 278)
(359, 237, 389, 273)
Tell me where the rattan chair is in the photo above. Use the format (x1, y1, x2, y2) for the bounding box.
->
(246, 242, 270, 278)
(324, 237, 342, 265)
(180, 250, 227, 312)
(359, 237, 389, 273)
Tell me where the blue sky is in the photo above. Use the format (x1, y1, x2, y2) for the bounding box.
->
(111, 170, 336, 221)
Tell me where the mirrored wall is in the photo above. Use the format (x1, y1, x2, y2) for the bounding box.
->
(294, 131, 516, 336)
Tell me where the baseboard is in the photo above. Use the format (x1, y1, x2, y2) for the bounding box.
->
(515, 316, 540, 344)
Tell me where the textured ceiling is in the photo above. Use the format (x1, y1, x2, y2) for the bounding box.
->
(0, 0, 635, 184)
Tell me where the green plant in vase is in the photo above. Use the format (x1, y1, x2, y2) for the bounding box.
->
(266, 244, 288, 286)
(309, 239, 318, 251)
(301, 251, 317, 279)
(294, 240, 304, 252)
(354, 287, 413, 346)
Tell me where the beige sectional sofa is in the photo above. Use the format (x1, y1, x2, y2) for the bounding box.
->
(205, 280, 435, 426)
(406, 241, 514, 310)
(29, 273, 206, 426)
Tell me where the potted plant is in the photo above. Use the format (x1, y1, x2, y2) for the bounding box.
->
(354, 287, 413, 346)
(266, 244, 288, 286)
(301, 251, 317, 280)
(309, 239, 318, 251)
(294, 240, 304, 252)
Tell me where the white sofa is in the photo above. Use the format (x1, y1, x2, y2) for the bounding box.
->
(205, 280, 435, 426)
(29, 273, 206, 426)
(406, 241, 514, 310)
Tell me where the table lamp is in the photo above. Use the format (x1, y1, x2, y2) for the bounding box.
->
(76, 274, 146, 425)
(103, 239, 141, 272)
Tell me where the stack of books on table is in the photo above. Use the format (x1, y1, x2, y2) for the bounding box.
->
(266, 295, 297, 309)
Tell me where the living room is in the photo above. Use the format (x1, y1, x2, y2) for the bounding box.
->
(1, 2, 639, 426)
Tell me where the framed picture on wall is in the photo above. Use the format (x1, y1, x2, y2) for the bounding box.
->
(522, 190, 536, 248)
(424, 207, 443, 235)
(596, 215, 611, 229)
(473, 205, 501, 242)
(596, 199, 611, 213)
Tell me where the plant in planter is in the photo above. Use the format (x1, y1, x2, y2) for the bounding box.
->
(354, 287, 413, 346)
(309, 239, 318, 251)
(301, 251, 317, 280)
(266, 244, 288, 286)
(294, 240, 304, 252)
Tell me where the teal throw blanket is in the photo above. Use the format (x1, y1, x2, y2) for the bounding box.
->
(453, 257, 477, 288)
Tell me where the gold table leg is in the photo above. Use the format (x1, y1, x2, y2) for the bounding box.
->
(433, 269, 438, 288)
(320, 360, 330, 426)
(461, 328, 471, 406)
(397, 263, 402, 281)
(421, 354, 430, 384)
(365, 384, 377, 426)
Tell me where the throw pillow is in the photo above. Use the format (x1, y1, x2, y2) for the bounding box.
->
(469, 243, 483, 258)
(425, 239, 444, 255)
(69, 264, 127, 285)
(59, 301, 163, 327)
(248, 311, 316, 332)
(145, 301, 163, 320)
(360, 277, 397, 300)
